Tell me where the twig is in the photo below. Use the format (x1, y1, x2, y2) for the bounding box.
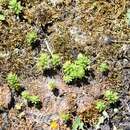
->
(44, 39, 53, 56)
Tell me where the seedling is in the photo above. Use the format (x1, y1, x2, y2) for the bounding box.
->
(60, 112, 71, 122)
(50, 54, 61, 68)
(96, 101, 107, 112)
(99, 63, 109, 73)
(26, 31, 37, 45)
(0, 13, 5, 21)
(7, 72, 20, 91)
(63, 53, 90, 83)
(9, 0, 22, 15)
(104, 90, 119, 103)
(48, 79, 56, 90)
(72, 116, 84, 130)
(36, 53, 50, 71)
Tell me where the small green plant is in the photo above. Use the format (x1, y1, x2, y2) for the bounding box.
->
(36, 53, 61, 72)
(63, 53, 90, 83)
(60, 112, 71, 122)
(21, 91, 40, 105)
(48, 79, 56, 90)
(99, 63, 109, 73)
(26, 31, 37, 44)
(0, 13, 5, 21)
(50, 54, 61, 68)
(96, 101, 107, 112)
(104, 90, 119, 103)
(21, 91, 30, 100)
(72, 116, 84, 130)
(36, 53, 50, 71)
(29, 95, 40, 105)
(75, 53, 90, 68)
(7, 72, 20, 91)
(9, 0, 22, 15)
(63, 61, 85, 83)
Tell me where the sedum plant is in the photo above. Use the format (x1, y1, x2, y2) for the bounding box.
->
(36, 53, 61, 71)
(75, 53, 90, 68)
(21, 91, 40, 105)
(104, 90, 119, 103)
(96, 101, 107, 112)
(50, 54, 61, 68)
(26, 30, 37, 44)
(63, 53, 90, 83)
(7, 72, 20, 91)
(99, 63, 109, 73)
(63, 61, 85, 83)
(36, 53, 50, 71)
(9, 0, 22, 15)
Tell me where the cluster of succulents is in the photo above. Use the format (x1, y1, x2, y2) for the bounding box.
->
(36, 53, 61, 71)
(63, 53, 90, 83)
(96, 90, 119, 112)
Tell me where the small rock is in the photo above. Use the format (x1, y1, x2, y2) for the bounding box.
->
(0, 85, 12, 110)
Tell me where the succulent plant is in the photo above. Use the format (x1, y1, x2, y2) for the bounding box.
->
(104, 90, 119, 103)
(7, 72, 20, 91)
(9, 0, 22, 15)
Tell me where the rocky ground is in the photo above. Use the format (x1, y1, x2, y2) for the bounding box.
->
(1, 0, 130, 130)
